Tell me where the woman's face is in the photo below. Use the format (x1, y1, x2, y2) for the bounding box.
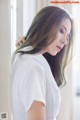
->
(45, 18, 71, 56)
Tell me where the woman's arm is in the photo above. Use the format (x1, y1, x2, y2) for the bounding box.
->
(27, 101, 46, 120)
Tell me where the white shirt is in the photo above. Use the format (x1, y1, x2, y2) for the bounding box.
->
(11, 46, 61, 120)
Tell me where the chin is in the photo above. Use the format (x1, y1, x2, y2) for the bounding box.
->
(49, 51, 58, 56)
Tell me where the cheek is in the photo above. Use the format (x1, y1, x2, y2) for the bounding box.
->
(46, 42, 55, 51)
(56, 31, 64, 39)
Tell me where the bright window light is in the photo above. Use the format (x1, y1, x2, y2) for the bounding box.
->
(11, 0, 17, 56)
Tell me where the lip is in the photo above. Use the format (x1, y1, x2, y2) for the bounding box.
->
(56, 45, 62, 50)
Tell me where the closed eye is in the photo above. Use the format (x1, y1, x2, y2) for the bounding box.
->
(59, 28, 65, 34)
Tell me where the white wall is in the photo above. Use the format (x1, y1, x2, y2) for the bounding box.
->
(16, 0, 23, 37)
(0, 0, 11, 119)
(57, 62, 73, 120)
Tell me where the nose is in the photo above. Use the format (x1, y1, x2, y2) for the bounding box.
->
(61, 34, 69, 45)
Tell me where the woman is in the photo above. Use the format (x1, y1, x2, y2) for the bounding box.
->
(11, 6, 73, 120)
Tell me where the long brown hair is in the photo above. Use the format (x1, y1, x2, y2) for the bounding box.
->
(13, 6, 73, 87)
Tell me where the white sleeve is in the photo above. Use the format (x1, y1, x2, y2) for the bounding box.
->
(19, 65, 46, 112)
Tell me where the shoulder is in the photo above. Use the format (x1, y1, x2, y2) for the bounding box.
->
(12, 53, 46, 74)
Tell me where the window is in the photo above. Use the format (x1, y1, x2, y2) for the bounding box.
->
(11, 0, 17, 55)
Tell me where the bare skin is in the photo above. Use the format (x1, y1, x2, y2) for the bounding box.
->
(45, 18, 71, 56)
(27, 101, 46, 120)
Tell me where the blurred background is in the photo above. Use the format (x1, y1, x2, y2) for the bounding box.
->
(0, 0, 80, 120)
